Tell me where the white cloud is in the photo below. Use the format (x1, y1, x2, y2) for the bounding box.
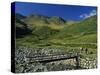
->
(79, 10, 97, 19)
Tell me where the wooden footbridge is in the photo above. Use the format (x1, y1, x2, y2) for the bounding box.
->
(26, 52, 80, 69)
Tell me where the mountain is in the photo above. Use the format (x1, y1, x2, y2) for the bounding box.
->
(23, 14, 49, 26)
(15, 13, 26, 20)
(60, 15, 97, 35)
(48, 16, 66, 25)
(51, 15, 97, 45)
(15, 13, 32, 38)
(22, 14, 66, 27)
(15, 13, 97, 48)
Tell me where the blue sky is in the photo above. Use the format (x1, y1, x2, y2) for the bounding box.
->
(15, 2, 97, 21)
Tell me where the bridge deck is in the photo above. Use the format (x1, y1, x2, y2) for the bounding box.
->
(26, 52, 80, 63)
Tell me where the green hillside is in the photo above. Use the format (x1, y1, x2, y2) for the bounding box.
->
(15, 14, 32, 38)
(15, 13, 97, 49)
(23, 14, 49, 26)
(50, 16, 97, 47)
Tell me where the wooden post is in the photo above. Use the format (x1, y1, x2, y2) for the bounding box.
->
(76, 53, 80, 69)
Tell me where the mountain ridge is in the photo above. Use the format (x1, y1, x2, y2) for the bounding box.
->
(15, 13, 97, 48)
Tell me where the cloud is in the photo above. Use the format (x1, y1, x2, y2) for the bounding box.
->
(79, 10, 97, 19)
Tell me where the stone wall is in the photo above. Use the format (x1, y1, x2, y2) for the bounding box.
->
(80, 58, 97, 69)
